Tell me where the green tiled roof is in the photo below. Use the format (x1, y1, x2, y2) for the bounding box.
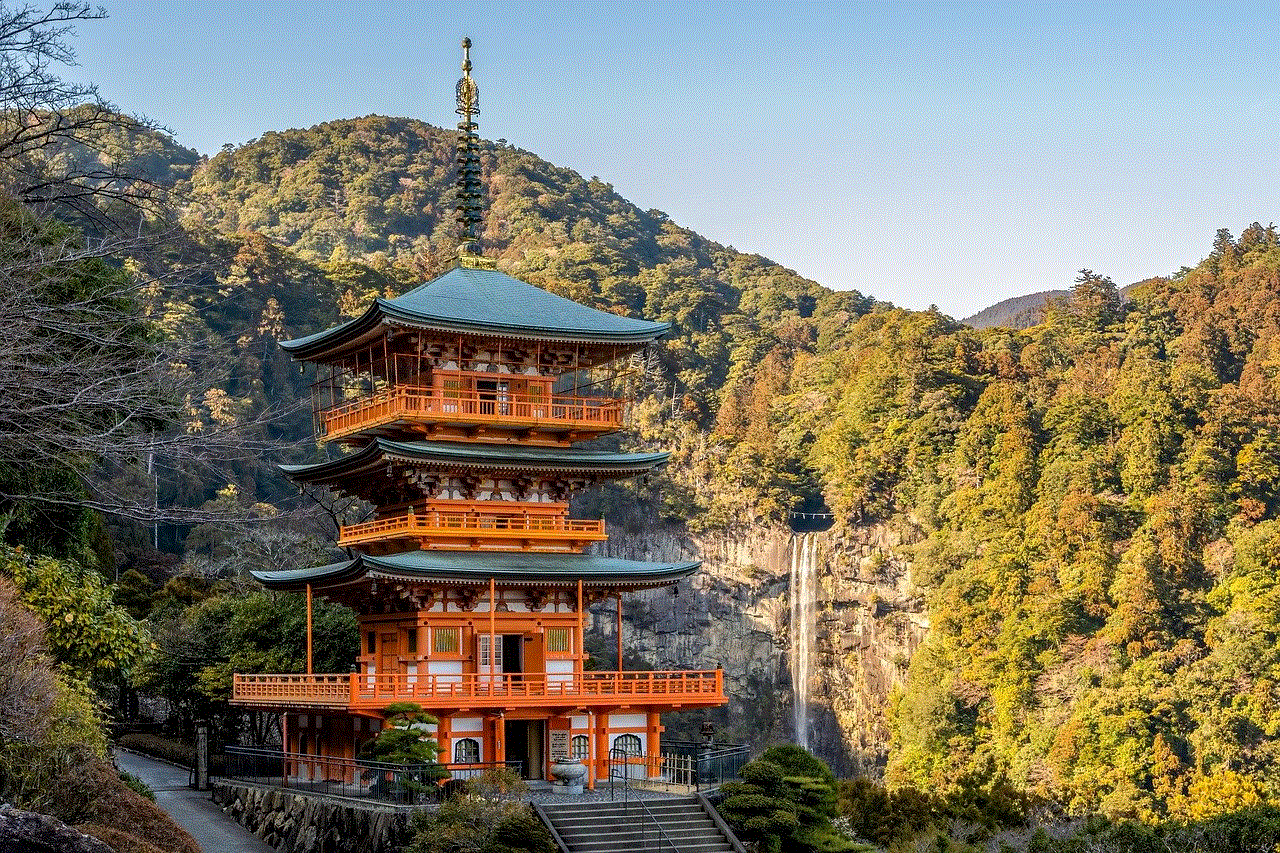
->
(250, 551, 700, 590)
(281, 439, 669, 485)
(280, 266, 670, 359)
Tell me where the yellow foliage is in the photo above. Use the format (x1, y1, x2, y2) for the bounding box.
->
(1167, 769, 1264, 822)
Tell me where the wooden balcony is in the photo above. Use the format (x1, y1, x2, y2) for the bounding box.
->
(231, 670, 726, 712)
(320, 386, 625, 443)
(338, 505, 607, 552)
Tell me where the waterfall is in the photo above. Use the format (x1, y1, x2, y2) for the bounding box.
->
(789, 532, 817, 750)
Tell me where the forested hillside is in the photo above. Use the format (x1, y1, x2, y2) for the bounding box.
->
(961, 289, 1067, 329)
(7, 99, 1280, 825)
(165, 116, 874, 532)
(172, 120, 1280, 818)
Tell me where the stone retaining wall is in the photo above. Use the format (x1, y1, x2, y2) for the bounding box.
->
(211, 782, 414, 853)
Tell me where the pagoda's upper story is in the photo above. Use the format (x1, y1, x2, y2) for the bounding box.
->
(271, 36, 686, 571)
(284, 266, 667, 447)
(281, 266, 670, 360)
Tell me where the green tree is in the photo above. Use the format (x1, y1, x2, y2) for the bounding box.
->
(0, 544, 151, 684)
(720, 747, 857, 853)
(140, 587, 357, 742)
(359, 702, 445, 768)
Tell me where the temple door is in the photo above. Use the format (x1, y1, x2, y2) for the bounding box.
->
(379, 632, 398, 697)
(524, 633, 545, 690)
(477, 633, 503, 688)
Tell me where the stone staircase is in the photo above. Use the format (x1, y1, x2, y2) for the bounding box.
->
(534, 794, 745, 853)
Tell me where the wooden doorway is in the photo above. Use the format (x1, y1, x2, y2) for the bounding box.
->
(504, 719, 545, 780)
(378, 632, 398, 677)
(501, 634, 523, 680)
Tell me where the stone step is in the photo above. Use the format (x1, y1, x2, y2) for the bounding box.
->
(536, 795, 742, 853)
(555, 825, 723, 842)
(554, 817, 714, 832)
(556, 839, 732, 853)
(542, 803, 705, 820)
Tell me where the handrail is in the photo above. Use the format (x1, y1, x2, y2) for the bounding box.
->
(608, 749, 679, 853)
(695, 792, 749, 853)
(320, 385, 625, 437)
(222, 745, 523, 805)
(630, 796, 681, 853)
(609, 746, 630, 803)
(338, 509, 605, 546)
(231, 670, 725, 708)
(531, 801, 574, 853)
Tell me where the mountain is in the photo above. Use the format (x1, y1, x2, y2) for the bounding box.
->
(964, 277, 1172, 330)
(168, 116, 877, 530)
(23, 112, 1280, 819)
(962, 289, 1067, 329)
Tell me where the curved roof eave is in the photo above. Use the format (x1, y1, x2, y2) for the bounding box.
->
(250, 552, 701, 591)
(278, 302, 384, 358)
(277, 266, 671, 361)
(280, 440, 670, 484)
(379, 303, 670, 345)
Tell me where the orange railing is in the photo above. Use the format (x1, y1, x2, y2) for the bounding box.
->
(338, 508, 606, 547)
(320, 386, 625, 439)
(232, 670, 725, 710)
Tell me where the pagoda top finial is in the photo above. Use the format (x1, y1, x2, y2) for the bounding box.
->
(456, 36, 478, 121)
(455, 36, 490, 265)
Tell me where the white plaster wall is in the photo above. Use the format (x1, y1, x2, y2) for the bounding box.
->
(546, 660, 573, 682)
(427, 660, 463, 684)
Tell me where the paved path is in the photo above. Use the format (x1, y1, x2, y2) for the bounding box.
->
(114, 750, 276, 853)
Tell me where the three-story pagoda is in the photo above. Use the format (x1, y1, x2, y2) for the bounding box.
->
(231, 40, 726, 786)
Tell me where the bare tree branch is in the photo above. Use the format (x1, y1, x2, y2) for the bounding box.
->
(0, 4, 298, 529)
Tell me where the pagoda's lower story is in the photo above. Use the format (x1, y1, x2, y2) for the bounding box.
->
(234, 550, 724, 784)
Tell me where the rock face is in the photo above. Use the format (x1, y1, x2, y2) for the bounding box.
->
(591, 520, 927, 777)
(211, 783, 411, 853)
(0, 805, 115, 853)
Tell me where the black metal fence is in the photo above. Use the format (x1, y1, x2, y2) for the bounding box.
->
(661, 741, 751, 791)
(608, 741, 751, 798)
(223, 746, 522, 805)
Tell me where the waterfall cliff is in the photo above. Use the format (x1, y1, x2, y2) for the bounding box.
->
(590, 520, 929, 777)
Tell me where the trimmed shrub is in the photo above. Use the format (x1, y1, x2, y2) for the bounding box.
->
(115, 733, 226, 775)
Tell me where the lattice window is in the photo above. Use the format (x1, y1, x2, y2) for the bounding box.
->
(546, 627, 570, 653)
(571, 735, 589, 759)
(477, 634, 503, 668)
(433, 627, 460, 654)
(614, 734, 642, 756)
(454, 738, 480, 764)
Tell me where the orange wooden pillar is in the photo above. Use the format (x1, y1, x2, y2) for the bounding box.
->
(437, 714, 453, 769)
(646, 710, 662, 777)
(280, 712, 289, 786)
(305, 583, 313, 674)
(485, 713, 505, 767)
(593, 711, 609, 784)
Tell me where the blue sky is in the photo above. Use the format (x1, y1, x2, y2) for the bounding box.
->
(67, 1, 1280, 317)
